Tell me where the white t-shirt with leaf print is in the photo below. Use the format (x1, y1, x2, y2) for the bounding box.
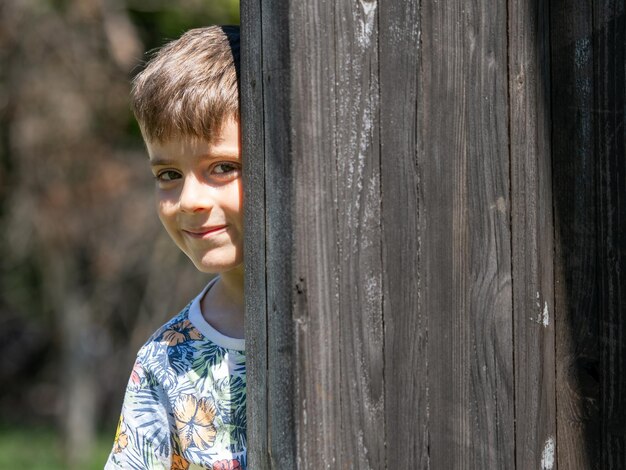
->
(106, 277, 246, 470)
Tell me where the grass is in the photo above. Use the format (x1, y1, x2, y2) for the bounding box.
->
(0, 427, 112, 470)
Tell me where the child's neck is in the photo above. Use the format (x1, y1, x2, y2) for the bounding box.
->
(200, 267, 245, 340)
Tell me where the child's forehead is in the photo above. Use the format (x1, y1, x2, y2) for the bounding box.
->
(139, 117, 240, 149)
(147, 121, 241, 162)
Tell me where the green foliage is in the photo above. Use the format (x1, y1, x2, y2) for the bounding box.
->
(127, 0, 240, 54)
(0, 427, 111, 470)
(0, 0, 241, 454)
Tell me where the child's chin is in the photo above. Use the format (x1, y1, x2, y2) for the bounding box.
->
(193, 257, 242, 274)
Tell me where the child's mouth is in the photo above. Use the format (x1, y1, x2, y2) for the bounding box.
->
(183, 225, 228, 238)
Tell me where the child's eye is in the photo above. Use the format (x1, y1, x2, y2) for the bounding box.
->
(212, 162, 241, 176)
(156, 170, 182, 182)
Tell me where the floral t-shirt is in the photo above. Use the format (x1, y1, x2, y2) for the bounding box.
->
(106, 278, 246, 470)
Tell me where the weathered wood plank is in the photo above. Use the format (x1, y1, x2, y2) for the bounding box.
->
(241, 1, 269, 468)
(552, 2, 626, 469)
(591, 3, 626, 468)
(419, 0, 514, 467)
(289, 0, 343, 467)
(378, 1, 428, 468)
(259, 1, 296, 467)
(550, 2, 599, 468)
(508, 0, 557, 468)
(251, 1, 386, 467)
(333, 2, 385, 468)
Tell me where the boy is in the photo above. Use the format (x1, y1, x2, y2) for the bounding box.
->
(106, 26, 246, 470)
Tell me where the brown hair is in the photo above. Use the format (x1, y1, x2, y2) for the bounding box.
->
(131, 25, 240, 143)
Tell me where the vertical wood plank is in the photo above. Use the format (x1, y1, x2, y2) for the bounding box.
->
(333, 2, 386, 469)
(419, 0, 514, 467)
(591, 2, 626, 467)
(550, 2, 599, 468)
(378, 1, 429, 468)
(251, 0, 387, 467)
(290, 0, 387, 467)
(290, 0, 386, 467)
(418, 3, 462, 464)
(289, 0, 343, 467)
(241, 1, 270, 468)
(260, 1, 297, 467)
(508, 0, 558, 468)
(552, 2, 626, 468)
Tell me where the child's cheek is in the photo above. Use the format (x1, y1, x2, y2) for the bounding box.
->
(155, 192, 177, 214)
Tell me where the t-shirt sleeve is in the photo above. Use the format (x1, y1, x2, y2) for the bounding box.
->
(105, 355, 174, 470)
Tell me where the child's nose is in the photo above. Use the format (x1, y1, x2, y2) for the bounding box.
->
(178, 175, 213, 213)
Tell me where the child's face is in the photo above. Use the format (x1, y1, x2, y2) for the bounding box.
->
(146, 118, 243, 274)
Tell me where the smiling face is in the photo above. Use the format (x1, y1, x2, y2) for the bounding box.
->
(146, 117, 243, 274)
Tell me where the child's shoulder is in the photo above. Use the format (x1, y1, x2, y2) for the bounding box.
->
(134, 277, 245, 373)
(140, 280, 213, 355)
(131, 303, 204, 376)
(144, 302, 202, 348)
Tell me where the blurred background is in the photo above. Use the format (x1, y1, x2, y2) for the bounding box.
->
(0, 0, 239, 468)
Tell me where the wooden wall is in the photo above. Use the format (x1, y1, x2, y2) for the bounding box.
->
(241, 0, 626, 468)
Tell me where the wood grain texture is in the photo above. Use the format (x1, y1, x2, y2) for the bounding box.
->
(286, 0, 387, 467)
(289, 0, 343, 467)
(241, 0, 269, 468)
(419, 0, 514, 467)
(591, 4, 626, 468)
(508, 0, 557, 468)
(551, 2, 600, 468)
(378, 1, 429, 468)
(552, 2, 626, 469)
(260, 0, 297, 467)
(244, 0, 626, 467)
(333, 2, 385, 469)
